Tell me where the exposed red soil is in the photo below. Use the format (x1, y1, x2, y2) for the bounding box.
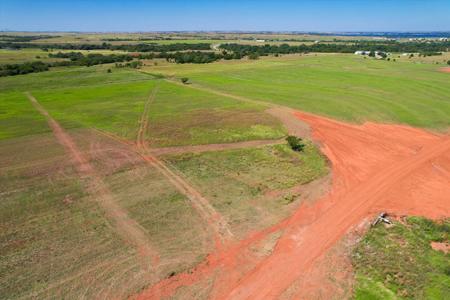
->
(431, 241, 450, 254)
(26, 93, 159, 271)
(440, 67, 450, 73)
(135, 110, 450, 300)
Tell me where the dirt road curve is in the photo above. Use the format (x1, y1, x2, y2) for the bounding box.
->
(136, 108, 450, 300)
(26, 92, 159, 271)
(224, 112, 450, 299)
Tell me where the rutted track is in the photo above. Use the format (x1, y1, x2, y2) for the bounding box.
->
(26, 92, 159, 271)
(130, 85, 233, 245)
(148, 139, 285, 156)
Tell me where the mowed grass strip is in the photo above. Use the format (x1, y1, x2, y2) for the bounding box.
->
(164, 143, 328, 237)
(147, 54, 450, 130)
(147, 81, 286, 147)
(352, 217, 450, 300)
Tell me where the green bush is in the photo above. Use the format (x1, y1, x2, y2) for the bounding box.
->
(286, 135, 305, 152)
(181, 77, 189, 84)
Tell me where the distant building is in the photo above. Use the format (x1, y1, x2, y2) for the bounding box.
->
(256, 39, 265, 43)
(355, 50, 388, 59)
(354, 51, 370, 55)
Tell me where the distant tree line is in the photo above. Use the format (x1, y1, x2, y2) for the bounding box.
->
(48, 52, 133, 66)
(219, 41, 450, 56)
(0, 61, 49, 77)
(0, 42, 212, 52)
(137, 50, 242, 63)
(0, 52, 134, 77)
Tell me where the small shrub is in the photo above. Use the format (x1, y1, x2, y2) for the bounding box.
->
(286, 135, 305, 152)
(107, 68, 111, 73)
(248, 53, 259, 60)
(447, 60, 450, 65)
(181, 77, 189, 84)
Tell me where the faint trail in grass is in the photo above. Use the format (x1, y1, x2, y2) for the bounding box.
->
(134, 85, 234, 246)
(165, 79, 312, 139)
(25, 92, 159, 272)
(149, 138, 285, 156)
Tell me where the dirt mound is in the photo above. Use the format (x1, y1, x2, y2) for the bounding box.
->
(134, 110, 450, 300)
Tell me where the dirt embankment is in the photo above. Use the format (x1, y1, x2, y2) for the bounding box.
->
(135, 109, 450, 300)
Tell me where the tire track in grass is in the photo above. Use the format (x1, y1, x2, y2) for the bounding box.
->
(135, 85, 233, 246)
(25, 92, 159, 272)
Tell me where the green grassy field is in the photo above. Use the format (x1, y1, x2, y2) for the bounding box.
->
(0, 131, 209, 299)
(0, 66, 285, 145)
(3, 40, 449, 300)
(165, 142, 328, 237)
(147, 54, 450, 130)
(0, 61, 325, 298)
(352, 217, 450, 300)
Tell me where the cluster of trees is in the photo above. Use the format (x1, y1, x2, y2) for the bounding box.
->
(49, 52, 133, 66)
(161, 51, 226, 63)
(219, 41, 450, 56)
(0, 42, 212, 52)
(0, 61, 49, 77)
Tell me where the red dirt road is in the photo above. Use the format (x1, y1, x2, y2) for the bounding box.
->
(136, 110, 450, 300)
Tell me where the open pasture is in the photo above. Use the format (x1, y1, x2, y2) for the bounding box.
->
(0, 60, 327, 299)
(146, 53, 450, 130)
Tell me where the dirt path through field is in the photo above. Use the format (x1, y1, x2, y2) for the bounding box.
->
(26, 92, 159, 272)
(166, 80, 311, 139)
(134, 86, 233, 245)
(134, 83, 450, 300)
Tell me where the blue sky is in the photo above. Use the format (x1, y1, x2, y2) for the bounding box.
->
(1, 0, 449, 32)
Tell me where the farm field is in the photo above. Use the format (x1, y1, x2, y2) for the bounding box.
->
(0, 57, 328, 299)
(1, 31, 450, 300)
(146, 53, 450, 130)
